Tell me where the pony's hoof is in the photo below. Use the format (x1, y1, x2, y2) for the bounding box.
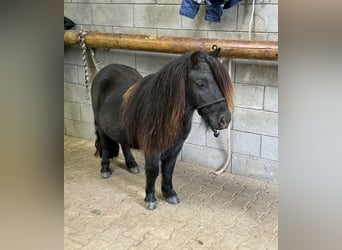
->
(128, 167, 139, 174)
(146, 201, 156, 210)
(101, 171, 111, 179)
(166, 196, 180, 205)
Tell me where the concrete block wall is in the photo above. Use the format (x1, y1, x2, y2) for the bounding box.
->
(64, 0, 278, 182)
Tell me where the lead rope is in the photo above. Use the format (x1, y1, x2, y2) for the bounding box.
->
(78, 30, 102, 100)
(78, 30, 90, 100)
(213, 52, 232, 176)
(248, 0, 256, 40)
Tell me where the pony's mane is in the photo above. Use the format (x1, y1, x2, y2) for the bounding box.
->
(121, 51, 233, 156)
(121, 53, 190, 156)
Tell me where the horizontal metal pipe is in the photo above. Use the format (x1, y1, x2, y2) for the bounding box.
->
(64, 30, 278, 61)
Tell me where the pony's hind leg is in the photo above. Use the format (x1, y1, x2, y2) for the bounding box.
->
(121, 145, 140, 174)
(95, 128, 119, 178)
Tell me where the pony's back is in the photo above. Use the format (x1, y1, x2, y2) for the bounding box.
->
(91, 64, 142, 118)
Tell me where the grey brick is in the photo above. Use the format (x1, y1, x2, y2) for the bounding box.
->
(64, 64, 78, 84)
(64, 47, 83, 65)
(243, 0, 278, 3)
(73, 0, 110, 3)
(238, 4, 278, 33)
(234, 83, 264, 109)
(157, 0, 178, 4)
(181, 5, 237, 31)
(92, 4, 133, 26)
(261, 136, 278, 161)
(185, 123, 206, 145)
(157, 29, 208, 38)
(231, 130, 261, 157)
(112, 27, 157, 36)
(233, 107, 278, 136)
(64, 119, 95, 140)
(235, 60, 278, 86)
(232, 153, 278, 182)
(192, 110, 204, 124)
(99, 49, 136, 68)
(206, 127, 228, 150)
(64, 102, 81, 121)
(64, 4, 92, 25)
(134, 5, 181, 29)
(208, 31, 278, 41)
(264, 86, 278, 112)
(182, 144, 229, 170)
(64, 83, 91, 104)
(112, 0, 155, 3)
(75, 24, 113, 33)
(136, 51, 178, 74)
(81, 104, 94, 123)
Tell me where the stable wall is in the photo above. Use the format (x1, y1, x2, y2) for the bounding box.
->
(64, 0, 278, 182)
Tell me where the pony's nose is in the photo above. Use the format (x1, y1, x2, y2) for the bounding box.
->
(219, 115, 228, 129)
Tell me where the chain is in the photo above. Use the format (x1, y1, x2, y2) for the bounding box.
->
(78, 29, 90, 100)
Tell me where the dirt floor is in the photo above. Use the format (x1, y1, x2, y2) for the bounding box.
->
(64, 136, 278, 249)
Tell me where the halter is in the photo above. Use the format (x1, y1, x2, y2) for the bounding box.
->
(196, 97, 226, 110)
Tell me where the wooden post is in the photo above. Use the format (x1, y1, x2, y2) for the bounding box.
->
(64, 30, 278, 61)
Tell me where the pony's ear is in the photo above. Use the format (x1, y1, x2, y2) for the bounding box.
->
(209, 47, 221, 58)
(190, 51, 202, 65)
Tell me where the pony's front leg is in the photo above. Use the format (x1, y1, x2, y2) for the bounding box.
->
(144, 155, 160, 210)
(161, 142, 183, 205)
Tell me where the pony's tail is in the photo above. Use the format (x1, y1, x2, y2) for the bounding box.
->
(94, 122, 119, 159)
(94, 124, 102, 157)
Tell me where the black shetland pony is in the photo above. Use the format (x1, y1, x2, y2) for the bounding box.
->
(91, 48, 234, 210)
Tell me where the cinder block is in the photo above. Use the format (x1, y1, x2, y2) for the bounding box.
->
(81, 104, 94, 123)
(100, 49, 136, 68)
(64, 64, 78, 84)
(64, 47, 83, 65)
(192, 110, 203, 124)
(264, 86, 278, 112)
(181, 144, 229, 170)
(64, 83, 91, 104)
(135, 51, 178, 74)
(75, 24, 113, 33)
(134, 5, 181, 29)
(64, 119, 95, 140)
(185, 123, 206, 145)
(72, 0, 110, 3)
(64, 101, 81, 121)
(261, 136, 278, 161)
(64, 4, 92, 25)
(231, 130, 261, 157)
(112, 27, 157, 36)
(181, 5, 237, 31)
(232, 153, 278, 182)
(92, 4, 133, 26)
(112, 0, 155, 3)
(77, 65, 97, 86)
(235, 60, 278, 86)
(233, 107, 278, 136)
(244, 0, 278, 3)
(208, 31, 278, 41)
(238, 4, 278, 33)
(157, 29, 208, 38)
(233, 83, 264, 109)
(206, 128, 228, 150)
(73, 0, 110, 3)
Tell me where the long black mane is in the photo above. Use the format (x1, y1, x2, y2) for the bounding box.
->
(121, 51, 233, 156)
